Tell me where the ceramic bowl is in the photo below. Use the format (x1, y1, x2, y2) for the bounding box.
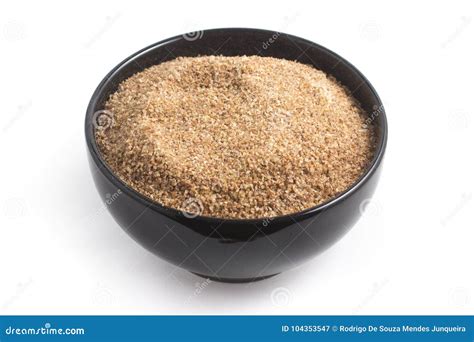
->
(85, 28, 387, 282)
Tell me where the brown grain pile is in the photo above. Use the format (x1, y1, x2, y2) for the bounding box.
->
(96, 56, 376, 219)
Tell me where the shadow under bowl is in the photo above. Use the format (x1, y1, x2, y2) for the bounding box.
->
(85, 28, 387, 283)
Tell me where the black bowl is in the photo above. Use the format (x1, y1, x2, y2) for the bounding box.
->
(85, 28, 387, 283)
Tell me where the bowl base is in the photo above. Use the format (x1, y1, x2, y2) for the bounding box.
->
(191, 272, 279, 283)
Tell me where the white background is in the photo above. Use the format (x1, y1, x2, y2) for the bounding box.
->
(1, 0, 473, 315)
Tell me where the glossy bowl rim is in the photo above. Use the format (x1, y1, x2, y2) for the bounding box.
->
(85, 27, 388, 225)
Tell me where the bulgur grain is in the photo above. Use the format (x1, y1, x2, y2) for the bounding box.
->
(95, 56, 376, 219)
